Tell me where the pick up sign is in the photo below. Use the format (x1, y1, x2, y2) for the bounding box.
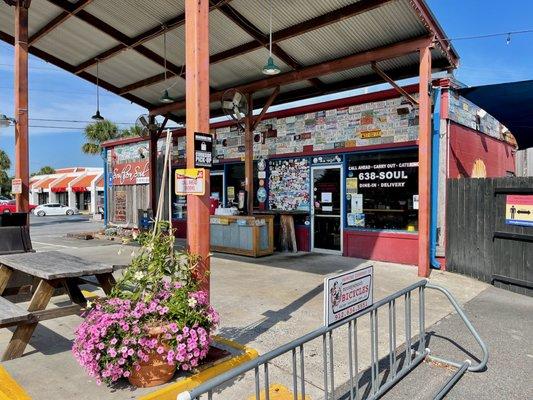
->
(324, 266, 373, 326)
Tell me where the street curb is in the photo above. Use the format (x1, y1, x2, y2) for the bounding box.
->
(0, 364, 31, 400)
(138, 336, 259, 400)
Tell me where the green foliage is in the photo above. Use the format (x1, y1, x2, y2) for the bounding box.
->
(82, 120, 143, 155)
(31, 165, 55, 176)
(0, 149, 11, 195)
(111, 226, 204, 301)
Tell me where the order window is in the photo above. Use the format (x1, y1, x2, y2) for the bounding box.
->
(346, 149, 419, 231)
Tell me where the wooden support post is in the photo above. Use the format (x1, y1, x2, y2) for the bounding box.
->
(244, 93, 254, 215)
(185, 0, 210, 295)
(149, 115, 159, 213)
(418, 45, 432, 278)
(14, 1, 30, 213)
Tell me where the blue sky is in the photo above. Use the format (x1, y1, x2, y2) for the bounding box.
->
(0, 0, 532, 174)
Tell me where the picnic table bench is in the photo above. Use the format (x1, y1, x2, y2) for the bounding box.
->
(0, 251, 122, 361)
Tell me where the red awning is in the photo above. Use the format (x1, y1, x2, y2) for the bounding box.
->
(50, 176, 76, 193)
(72, 175, 98, 192)
(33, 177, 55, 190)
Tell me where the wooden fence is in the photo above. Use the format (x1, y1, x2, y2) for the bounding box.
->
(446, 177, 533, 296)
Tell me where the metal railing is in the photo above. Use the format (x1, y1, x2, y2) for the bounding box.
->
(177, 279, 488, 400)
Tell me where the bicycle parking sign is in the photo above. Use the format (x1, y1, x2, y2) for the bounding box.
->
(324, 266, 373, 326)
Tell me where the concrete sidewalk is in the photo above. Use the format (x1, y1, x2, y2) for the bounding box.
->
(382, 285, 533, 400)
(1, 240, 490, 399)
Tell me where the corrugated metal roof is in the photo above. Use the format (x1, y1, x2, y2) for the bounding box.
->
(278, 0, 426, 66)
(85, 50, 165, 88)
(210, 48, 290, 89)
(0, 0, 60, 37)
(85, 0, 185, 38)
(35, 18, 121, 65)
(230, 0, 360, 33)
(0, 0, 458, 117)
(130, 77, 186, 105)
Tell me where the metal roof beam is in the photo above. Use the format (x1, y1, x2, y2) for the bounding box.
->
(371, 61, 419, 106)
(71, 0, 232, 75)
(150, 35, 433, 116)
(214, 2, 324, 89)
(28, 0, 93, 45)
(120, 0, 393, 95)
(409, 0, 459, 67)
(212, 0, 395, 63)
(44, 0, 184, 76)
(0, 29, 153, 109)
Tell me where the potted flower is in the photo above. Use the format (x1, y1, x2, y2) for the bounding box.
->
(72, 228, 219, 387)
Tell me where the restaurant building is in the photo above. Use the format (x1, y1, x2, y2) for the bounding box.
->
(30, 167, 104, 214)
(102, 78, 516, 266)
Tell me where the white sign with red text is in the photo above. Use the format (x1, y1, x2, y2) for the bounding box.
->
(324, 265, 373, 326)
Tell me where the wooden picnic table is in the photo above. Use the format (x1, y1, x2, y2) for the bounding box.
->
(0, 251, 120, 361)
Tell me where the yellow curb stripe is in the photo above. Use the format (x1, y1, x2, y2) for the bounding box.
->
(139, 337, 259, 400)
(0, 365, 31, 400)
(247, 383, 312, 400)
(81, 290, 100, 300)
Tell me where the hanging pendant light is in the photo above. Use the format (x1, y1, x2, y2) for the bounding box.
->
(160, 28, 175, 103)
(91, 60, 104, 121)
(262, 0, 280, 75)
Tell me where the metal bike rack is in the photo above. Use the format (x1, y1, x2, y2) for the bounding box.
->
(177, 280, 488, 400)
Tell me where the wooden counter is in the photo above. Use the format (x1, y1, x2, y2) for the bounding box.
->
(210, 215, 274, 257)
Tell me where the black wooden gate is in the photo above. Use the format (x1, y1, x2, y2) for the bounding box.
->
(446, 177, 533, 296)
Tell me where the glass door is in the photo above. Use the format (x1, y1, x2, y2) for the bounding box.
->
(311, 166, 343, 254)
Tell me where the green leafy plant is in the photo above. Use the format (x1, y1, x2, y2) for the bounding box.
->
(111, 226, 204, 301)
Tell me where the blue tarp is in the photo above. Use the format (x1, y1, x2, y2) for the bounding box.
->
(458, 80, 533, 149)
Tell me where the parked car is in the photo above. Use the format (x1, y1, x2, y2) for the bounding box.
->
(0, 200, 37, 213)
(0, 195, 12, 204)
(33, 203, 79, 216)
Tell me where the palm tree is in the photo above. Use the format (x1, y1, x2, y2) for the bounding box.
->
(81, 120, 120, 155)
(31, 166, 55, 176)
(0, 149, 11, 195)
(121, 125, 144, 138)
(82, 121, 143, 155)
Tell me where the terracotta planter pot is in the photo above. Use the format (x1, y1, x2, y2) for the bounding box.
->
(128, 327, 176, 388)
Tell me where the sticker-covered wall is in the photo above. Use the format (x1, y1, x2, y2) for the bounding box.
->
(212, 95, 420, 161)
(448, 92, 507, 140)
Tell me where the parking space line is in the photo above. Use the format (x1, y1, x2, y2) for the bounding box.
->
(31, 241, 79, 249)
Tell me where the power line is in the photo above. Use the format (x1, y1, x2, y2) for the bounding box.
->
(443, 29, 533, 42)
(29, 118, 135, 125)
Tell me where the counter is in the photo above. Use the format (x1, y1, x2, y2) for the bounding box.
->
(210, 215, 274, 257)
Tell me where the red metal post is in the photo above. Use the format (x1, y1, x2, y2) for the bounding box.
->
(185, 0, 210, 294)
(417, 45, 432, 277)
(14, 1, 30, 213)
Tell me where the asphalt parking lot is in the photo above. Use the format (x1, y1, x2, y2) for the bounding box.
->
(28, 214, 107, 252)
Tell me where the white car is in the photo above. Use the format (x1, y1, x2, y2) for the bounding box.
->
(33, 203, 79, 216)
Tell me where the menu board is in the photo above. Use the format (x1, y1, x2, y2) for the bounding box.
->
(268, 158, 310, 211)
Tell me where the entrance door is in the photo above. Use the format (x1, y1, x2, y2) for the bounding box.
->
(311, 166, 343, 254)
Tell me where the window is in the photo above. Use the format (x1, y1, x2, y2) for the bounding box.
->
(225, 163, 260, 208)
(346, 150, 418, 231)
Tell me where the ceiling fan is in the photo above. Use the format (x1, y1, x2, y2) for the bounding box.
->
(221, 89, 248, 131)
(135, 114, 160, 137)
